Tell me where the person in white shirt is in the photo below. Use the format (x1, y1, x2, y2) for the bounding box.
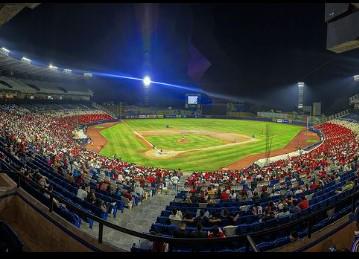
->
(134, 183, 144, 198)
(165, 177, 170, 189)
(294, 188, 303, 195)
(171, 175, 180, 192)
(252, 204, 263, 216)
(76, 186, 88, 200)
(276, 208, 290, 218)
(169, 209, 183, 225)
(229, 190, 237, 200)
(117, 174, 124, 182)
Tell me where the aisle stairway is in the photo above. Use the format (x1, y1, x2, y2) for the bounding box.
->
(80, 187, 179, 251)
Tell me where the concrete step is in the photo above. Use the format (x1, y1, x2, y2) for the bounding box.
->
(79, 191, 176, 251)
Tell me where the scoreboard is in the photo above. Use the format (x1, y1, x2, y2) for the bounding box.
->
(185, 94, 201, 109)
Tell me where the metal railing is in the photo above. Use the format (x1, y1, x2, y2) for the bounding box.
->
(4, 167, 358, 252)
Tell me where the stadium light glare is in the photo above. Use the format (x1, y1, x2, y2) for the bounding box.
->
(354, 75, 359, 81)
(21, 56, 31, 64)
(143, 76, 151, 87)
(297, 82, 304, 87)
(48, 64, 58, 70)
(0, 47, 10, 56)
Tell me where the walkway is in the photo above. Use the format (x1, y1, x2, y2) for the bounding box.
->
(79, 188, 179, 251)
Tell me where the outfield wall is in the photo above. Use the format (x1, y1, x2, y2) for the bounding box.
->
(121, 114, 309, 126)
(254, 127, 323, 167)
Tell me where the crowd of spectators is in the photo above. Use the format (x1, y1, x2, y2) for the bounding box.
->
(1, 103, 358, 248)
(0, 104, 182, 214)
(185, 121, 358, 196)
(156, 120, 359, 238)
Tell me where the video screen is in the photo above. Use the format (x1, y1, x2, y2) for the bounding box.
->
(187, 95, 198, 105)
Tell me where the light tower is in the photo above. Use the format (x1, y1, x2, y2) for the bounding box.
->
(297, 82, 304, 110)
(143, 75, 151, 87)
(264, 124, 273, 166)
(143, 75, 151, 106)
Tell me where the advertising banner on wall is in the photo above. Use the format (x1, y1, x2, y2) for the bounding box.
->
(276, 119, 290, 123)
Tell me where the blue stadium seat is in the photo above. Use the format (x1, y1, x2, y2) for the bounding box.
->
(273, 236, 290, 248)
(257, 241, 274, 251)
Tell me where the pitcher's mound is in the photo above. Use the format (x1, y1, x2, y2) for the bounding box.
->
(144, 149, 180, 159)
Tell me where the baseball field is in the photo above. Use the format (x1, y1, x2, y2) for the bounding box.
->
(86, 118, 317, 172)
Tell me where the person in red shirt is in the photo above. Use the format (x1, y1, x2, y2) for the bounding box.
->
(208, 226, 226, 239)
(220, 190, 230, 201)
(123, 191, 132, 201)
(298, 196, 309, 210)
(147, 175, 156, 184)
(310, 181, 319, 191)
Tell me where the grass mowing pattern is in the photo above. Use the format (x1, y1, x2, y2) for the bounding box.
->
(146, 134, 225, 151)
(99, 118, 303, 172)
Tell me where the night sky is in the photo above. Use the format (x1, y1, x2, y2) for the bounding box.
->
(1, 3, 359, 113)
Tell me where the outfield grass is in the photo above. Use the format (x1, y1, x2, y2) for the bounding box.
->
(99, 118, 303, 172)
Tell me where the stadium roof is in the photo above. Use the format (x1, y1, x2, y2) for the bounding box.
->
(0, 3, 93, 81)
(0, 50, 93, 81)
(0, 3, 39, 26)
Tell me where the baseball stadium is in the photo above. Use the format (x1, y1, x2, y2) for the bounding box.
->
(0, 3, 358, 254)
(88, 118, 314, 172)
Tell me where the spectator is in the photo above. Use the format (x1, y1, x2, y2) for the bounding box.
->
(182, 212, 195, 223)
(86, 189, 97, 204)
(220, 189, 230, 201)
(169, 209, 183, 221)
(298, 196, 309, 210)
(173, 222, 187, 238)
(191, 223, 207, 238)
(289, 200, 301, 214)
(342, 180, 355, 192)
(208, 226, 226, 239)
(171, 174, 180, 192)
(275, 208, 290, 218)
(76, 185, 88, 200)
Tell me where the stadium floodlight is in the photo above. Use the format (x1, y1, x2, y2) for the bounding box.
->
(84, 72, 92, 78)
(143, 75, 151, 87)
(64, 68, 72, 74)
(297, 82, 304, 87)
(21, 56, 31, 64)
(354, 75, 359, 81)
(0, 47, 10, 56)
(48, 64, 58, 70)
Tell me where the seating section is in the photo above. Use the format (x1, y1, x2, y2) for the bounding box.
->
(0, 76, 92, 98)
(342, 112, 359, 123)
(151, 173, 357, 251)
(148, 120, 359, 252)
(0, 102, 358, 252)
(0, 77, 37, 94)
(0, 104, 181, 230)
